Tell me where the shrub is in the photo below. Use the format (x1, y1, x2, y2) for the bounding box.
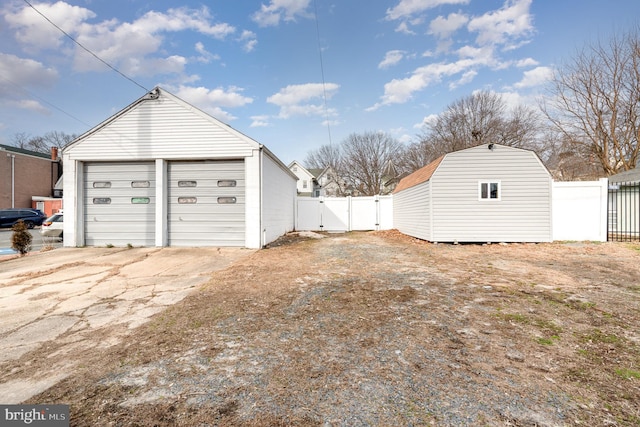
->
(11, 220, 32, 256)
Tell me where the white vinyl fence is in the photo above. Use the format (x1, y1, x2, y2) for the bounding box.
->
(296, 195, 393, 232)
(552, 179, 608, 242)
(297, 180, 608, 241)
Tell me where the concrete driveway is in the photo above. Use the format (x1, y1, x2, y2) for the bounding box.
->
(0, 246, 253, 403)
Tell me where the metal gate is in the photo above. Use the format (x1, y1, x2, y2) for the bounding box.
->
(608, 180, 640, 241)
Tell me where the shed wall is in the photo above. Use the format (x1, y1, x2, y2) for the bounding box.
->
(393, 181, 432, 241)
(431, 145, 552, 242)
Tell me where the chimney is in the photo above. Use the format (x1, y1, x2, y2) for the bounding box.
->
(51, 146, 58, 160)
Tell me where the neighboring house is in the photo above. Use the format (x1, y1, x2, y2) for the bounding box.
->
(0, 144, 62, 214)
(288, 162, 345, 197)
(289, 161, 316, 196)
(607, 164, 640, 240)
(62, 87, 297, 249)
(393, 143, 553, 243)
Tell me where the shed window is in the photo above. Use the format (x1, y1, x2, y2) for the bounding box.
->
(93, 197, 111, 204)
(93, 181, 111, 188)
(217, 197, 237, 204)
(303, 180, 308, 189)
(479, 181, 501, 200)
(178, 181, 197, 187)
(217, 180, 237, 187)
(131, 181, 150, 188)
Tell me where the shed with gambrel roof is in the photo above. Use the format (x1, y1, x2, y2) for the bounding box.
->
(393, 144, 553, 243)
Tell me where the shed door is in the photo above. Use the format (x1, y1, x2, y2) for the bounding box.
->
(84, 162, 155, 246)
(168, 160, 245, 246)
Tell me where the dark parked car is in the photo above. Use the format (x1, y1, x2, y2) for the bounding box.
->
(0, 208, 47, 229)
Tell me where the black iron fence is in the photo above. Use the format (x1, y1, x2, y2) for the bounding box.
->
(608, 180, 640, 241)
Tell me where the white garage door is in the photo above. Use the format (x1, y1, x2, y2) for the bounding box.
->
(84, 162, 155, 246)
(168, 160, 245, 246)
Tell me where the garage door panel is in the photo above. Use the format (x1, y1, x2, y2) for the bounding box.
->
(168, 161, 245, 247)
(84, 162, 155, 247)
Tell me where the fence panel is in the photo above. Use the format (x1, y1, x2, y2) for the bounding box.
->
(608, 181, 640, 241)
(296, 196, 393, 232)
(552, 179, 607, 242)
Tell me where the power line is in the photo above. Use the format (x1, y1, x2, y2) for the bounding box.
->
(313, 0, 333, 147)
(21, 0, 149, 93)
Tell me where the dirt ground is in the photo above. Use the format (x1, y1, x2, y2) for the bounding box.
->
(5, 231, 640, 426)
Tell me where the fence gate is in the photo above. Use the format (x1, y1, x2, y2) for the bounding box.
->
(608, 180, 640, 241)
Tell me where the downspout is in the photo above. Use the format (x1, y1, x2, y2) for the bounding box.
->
(10, 154, 15, 208)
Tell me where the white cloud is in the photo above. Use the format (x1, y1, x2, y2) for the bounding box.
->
(515, 57, 538, 67)
(250, 115, 271, 127)
(379, 50, 406, 69)
(4, 1, 95, 50)
(0, 53, 58, 113)
(386, 0, 470, 21)
(171, 85, 253, 122)
(5, 3, 240, 78)
(368, 58, 485, 110)
(513, 66, 553, 88)
(467, 0, 533, 47)
(252, 0, 312, 27)
(414, 113, 438, 129)
(428, 12, 469, 39)
(239, 30, 258, 52)
(449, 69, 477, 89)
(194, 42, 220, 64)
(267, 83, 339, 119)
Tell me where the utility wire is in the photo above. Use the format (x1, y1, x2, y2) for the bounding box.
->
(21, 0, 149, 93)
(313, 0, 333, 147)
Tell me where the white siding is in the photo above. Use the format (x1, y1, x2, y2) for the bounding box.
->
(393, 181, 432, 241)
(66, 91, 256, 161)
(262, 153, 296, 245)
(167, 160, 245, 247)
(431, 145, 552, 242)
(84, 162, 156, 246)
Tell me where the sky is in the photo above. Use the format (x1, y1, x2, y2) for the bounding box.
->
(1, 0, 639, 166)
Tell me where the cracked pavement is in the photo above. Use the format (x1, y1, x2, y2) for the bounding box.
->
(0, 246, 252, 403)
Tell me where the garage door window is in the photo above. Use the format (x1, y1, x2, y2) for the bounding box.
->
(178, 197, 197, 204)
(131, 197, 150, 204)
(178, 181, 197, 187)
(217, 196, 237, 204)
(217, 180, 236, 187)
(93, 197, 111, 204)
(131, 181, 150, 188)
(93, 182, 111, 188)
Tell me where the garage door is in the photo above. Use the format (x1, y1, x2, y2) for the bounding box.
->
(84, 162, 155, 246)
(168, 160, 245, 246)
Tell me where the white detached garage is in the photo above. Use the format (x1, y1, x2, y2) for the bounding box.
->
(63, 87, 297, 249)
(393, 144, 553, 243)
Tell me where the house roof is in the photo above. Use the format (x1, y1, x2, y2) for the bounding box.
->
(0, 144, 52, 160)
(393, 155, 444, 193)
(609, 164, 640, 183)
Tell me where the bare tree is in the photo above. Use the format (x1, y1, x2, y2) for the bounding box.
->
(542, 27, 640, 175)
(10, 131, 76, 154)
(413, 91, 542, 168)
(340, 131, 404, 196)
(304, 143, 343, 170)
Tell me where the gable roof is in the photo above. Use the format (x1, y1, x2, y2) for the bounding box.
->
(393, 155, 444, 193)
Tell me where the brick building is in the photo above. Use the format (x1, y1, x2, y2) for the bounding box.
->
(0, 144, 62, 213)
